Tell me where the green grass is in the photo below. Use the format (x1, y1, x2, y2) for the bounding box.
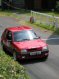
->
(0, 49, 29, 79)
(33, 22, 59, 34)
(0, 9, 30, 18)
(0, 9, 21, 19)
(28, 11, 59, 34)
(40, 10, 59, 17)
(0, 9, 13, 16)
(23, 20, 59, 35)
(54, 28, 59, 34)
(46, 12, 59, 17)
(35, 22, 55, 31)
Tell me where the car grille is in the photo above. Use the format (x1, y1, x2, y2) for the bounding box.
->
(27, 47, 42, 52)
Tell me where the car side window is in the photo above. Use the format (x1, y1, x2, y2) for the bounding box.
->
(6, 31, 12, 41)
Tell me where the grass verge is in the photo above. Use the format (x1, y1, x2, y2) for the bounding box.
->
(0, 9, 30, 19)
(34, 22, 59, 34)
(20, 20, 59, 35)
(0, 49, 29, 79)
(0, 9, 21, 19)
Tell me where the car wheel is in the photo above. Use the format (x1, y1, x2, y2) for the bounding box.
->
(2, 45, 6, 52)
(13, 51, 17, 61)
(1, 41, 4, 49)
(1, 41, 6, 51)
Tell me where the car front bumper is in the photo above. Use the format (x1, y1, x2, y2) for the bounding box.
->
(17, 50, 49, 60)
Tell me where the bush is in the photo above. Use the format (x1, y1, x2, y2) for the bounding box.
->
(54, 28, 59, 34)
(55, 1, 59, 12)
(0, 50, 29, 79)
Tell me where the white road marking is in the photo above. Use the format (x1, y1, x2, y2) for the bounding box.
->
(42, 37, 59, 41)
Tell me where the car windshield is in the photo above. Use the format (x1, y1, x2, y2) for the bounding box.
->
(13, 30, 39, 42)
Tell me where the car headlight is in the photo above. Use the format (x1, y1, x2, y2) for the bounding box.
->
(42, 46, 48, 51)
(21, 49, 27, 54)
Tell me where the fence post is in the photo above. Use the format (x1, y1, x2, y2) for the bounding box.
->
(55, 17, 58, 28)
(31, 10, 32, 16)
(47, 16, 49, 25)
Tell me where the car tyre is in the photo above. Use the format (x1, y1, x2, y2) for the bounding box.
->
(2, 45, 6, 52)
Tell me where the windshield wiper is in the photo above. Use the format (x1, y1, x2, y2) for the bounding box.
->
(21, 39, 30, 41)
(33, 37, 39, 39)
(15, 39, 30, 42)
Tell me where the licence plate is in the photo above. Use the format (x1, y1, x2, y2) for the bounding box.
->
(30, 52, 36, 55)
(30, 51, 41, 55)
(37, 51, 41, 55)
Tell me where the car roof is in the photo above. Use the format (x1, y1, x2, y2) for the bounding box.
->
(7, 25, 32, 32)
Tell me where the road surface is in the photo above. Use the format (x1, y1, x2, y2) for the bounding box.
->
(0, 16, 59, 79)
(23, 28, 59, 79)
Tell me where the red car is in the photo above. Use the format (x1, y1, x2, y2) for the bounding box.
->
(1, 25, 49, 60)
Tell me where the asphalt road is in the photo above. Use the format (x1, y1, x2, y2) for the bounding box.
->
(23, 28, 59, 79)
(0, 16, 20, 41)
(0, 16, 59, 79)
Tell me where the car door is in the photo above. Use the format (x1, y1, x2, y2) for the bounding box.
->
(1, 29, 8, 47)
(1, 29, 14, 53)
(5, 30, 13, 52)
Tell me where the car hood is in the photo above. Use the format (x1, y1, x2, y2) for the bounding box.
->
(13, 39, 47, 49)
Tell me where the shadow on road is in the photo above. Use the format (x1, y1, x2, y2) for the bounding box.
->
(46, 32, 59, 45)
(18, 58, 47, 65)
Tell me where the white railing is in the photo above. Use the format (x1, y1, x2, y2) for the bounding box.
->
(31, 10, 59, 28)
